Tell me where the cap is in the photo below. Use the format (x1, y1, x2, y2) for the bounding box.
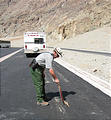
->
(54, 47, 63, 57)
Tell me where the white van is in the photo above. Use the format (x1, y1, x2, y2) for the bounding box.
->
(24, 32, 46, 56)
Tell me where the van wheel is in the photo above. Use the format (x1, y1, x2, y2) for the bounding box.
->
(26, 54, 30, 57)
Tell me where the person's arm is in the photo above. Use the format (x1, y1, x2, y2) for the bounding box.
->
(49, 68, 60, 84)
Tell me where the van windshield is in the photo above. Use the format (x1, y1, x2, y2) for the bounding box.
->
(34, 38, 44, 44)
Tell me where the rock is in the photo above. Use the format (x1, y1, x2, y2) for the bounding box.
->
(93, 69, 98, 72)
(0, 0, 111, 40)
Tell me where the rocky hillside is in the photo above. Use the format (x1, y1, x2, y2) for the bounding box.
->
(0, 0, 111, 42)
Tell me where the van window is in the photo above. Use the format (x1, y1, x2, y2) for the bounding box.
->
(34, 38, 44, 44)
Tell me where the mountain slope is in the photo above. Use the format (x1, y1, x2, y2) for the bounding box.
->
(0, 0, 111, 42)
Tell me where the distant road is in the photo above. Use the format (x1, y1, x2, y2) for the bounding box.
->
(47, 47, 111, 57)
(62, 48, 111, 57)
(0, 48, 111, 120)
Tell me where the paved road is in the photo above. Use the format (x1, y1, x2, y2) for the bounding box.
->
(0, 48, 111, 120)
(0, 48, 21, 58)
(48, 47, 111, 57)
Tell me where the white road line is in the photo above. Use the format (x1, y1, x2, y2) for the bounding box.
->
(55, 59, 111, 97)
(0, 48, 23, 62)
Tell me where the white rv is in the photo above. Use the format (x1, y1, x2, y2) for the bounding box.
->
(24, 32, 46, 56)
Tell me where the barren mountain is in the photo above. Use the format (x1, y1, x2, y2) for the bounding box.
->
(0, 0, 111, 42)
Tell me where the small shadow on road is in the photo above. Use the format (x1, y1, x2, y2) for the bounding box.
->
(46, 91, 76, 101)
(26, 53, 40, 58)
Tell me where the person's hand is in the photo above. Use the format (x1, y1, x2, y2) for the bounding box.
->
(54, 78, 60, 84)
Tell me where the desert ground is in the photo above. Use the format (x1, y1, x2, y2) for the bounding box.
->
(47, 27, 111, 84)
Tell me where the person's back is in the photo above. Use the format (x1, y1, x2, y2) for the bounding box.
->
(35, 52, 53, 69)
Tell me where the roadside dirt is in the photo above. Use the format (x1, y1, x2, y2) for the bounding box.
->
(48, 27, 111, 83)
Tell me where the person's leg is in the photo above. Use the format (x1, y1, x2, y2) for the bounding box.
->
(42, 71, 45, 95)
(30, 68, 43, 102)
(30, 68, 49, 106)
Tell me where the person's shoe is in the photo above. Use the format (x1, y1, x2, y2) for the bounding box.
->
(37, 101, 49, 106)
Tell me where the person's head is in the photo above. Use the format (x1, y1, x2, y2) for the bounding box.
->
(53, 47, 63, 58)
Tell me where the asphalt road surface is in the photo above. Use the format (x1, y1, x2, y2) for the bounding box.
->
(0, 48, 111, 120)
